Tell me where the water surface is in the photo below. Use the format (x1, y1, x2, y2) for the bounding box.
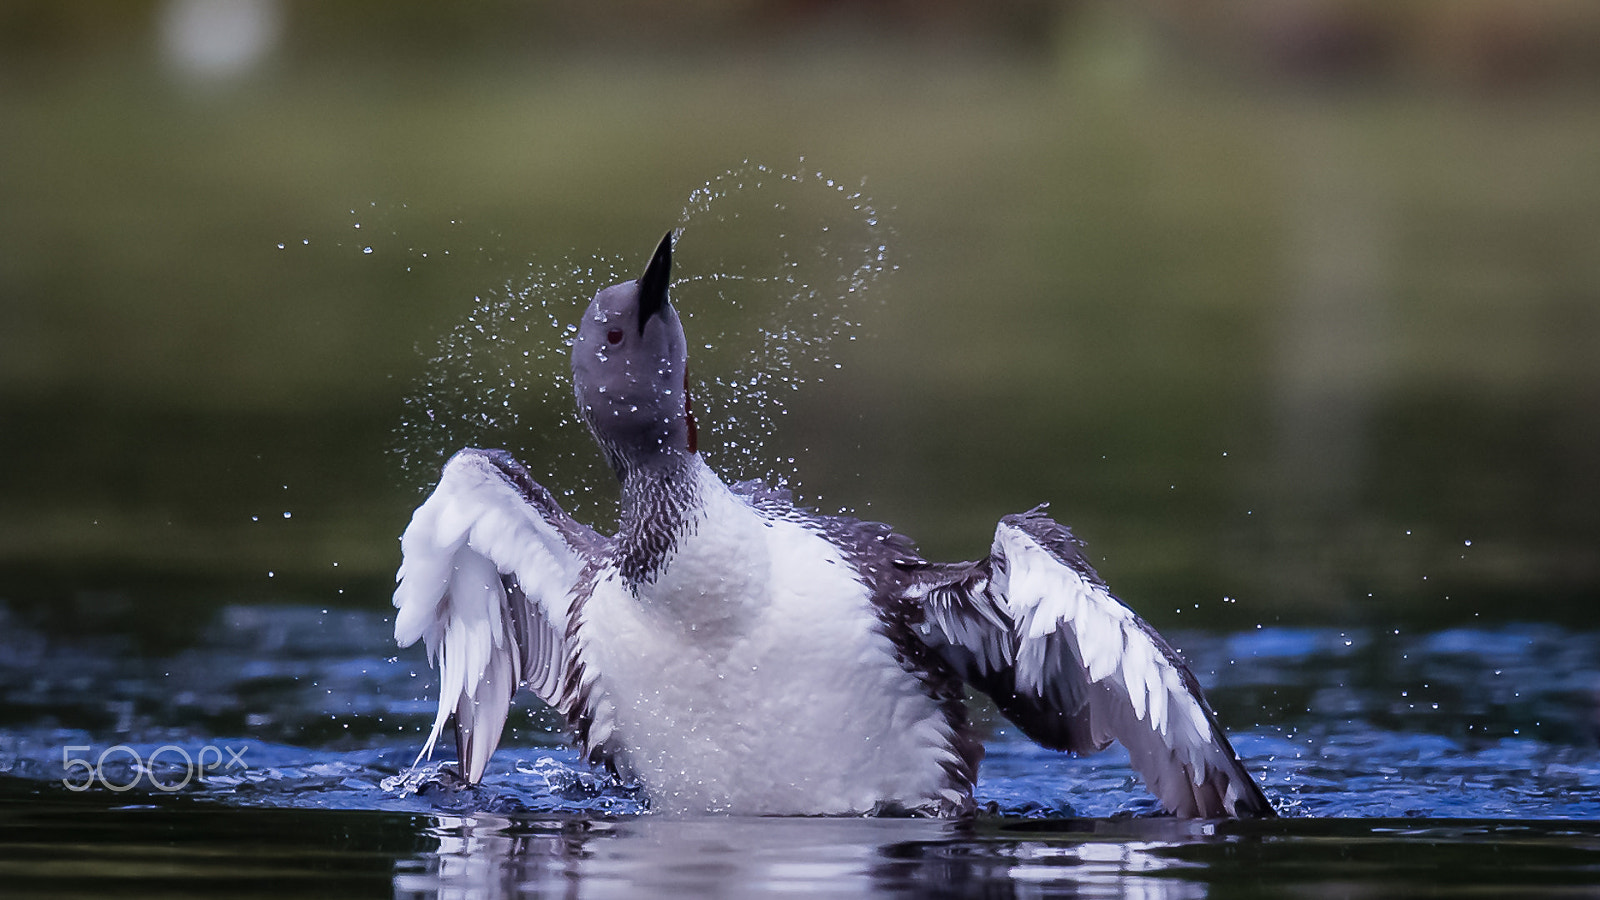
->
(2, 603, 1595, 896)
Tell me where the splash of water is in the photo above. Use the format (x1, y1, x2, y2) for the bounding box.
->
(393, 160, 895, 526)
(393, 256, 633, 525)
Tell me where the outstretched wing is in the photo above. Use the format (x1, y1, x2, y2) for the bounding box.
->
(909, 507, 1274, 818)
(393, 448, 607, 782)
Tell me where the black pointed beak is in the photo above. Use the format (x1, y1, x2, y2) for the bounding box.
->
(637, 230, 674, 334)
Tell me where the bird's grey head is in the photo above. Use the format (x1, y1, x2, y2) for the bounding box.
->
(572, 231, 697, 478)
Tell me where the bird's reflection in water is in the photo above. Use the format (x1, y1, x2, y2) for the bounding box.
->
(393, 813, 1215, 899)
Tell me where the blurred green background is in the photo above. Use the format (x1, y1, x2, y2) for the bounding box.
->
(2, 0, 1598, 640)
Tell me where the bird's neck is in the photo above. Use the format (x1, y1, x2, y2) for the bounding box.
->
(615, 450, 710, 588)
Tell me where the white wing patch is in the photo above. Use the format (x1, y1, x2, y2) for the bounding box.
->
(393, 450, 591, 782)
(995, 523, 1210, 744)
(991, 520, 1265, 816)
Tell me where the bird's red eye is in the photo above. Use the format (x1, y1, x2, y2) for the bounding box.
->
(606, 329, 624, 345)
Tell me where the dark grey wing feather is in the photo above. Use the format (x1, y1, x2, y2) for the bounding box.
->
(913, 569, 1012, 683)
(907, 508, 1274, 818)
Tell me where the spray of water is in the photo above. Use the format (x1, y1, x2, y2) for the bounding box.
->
(392, 160, 895, 527)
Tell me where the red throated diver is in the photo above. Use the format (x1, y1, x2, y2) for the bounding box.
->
(393, 231, 1275, 818)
